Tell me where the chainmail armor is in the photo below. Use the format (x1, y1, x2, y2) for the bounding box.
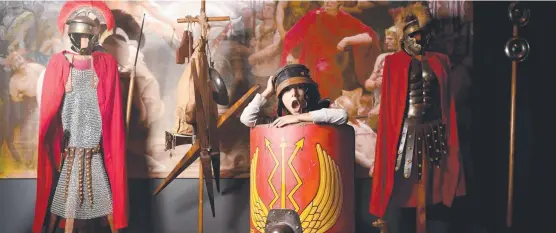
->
(50, 66, 113, 219)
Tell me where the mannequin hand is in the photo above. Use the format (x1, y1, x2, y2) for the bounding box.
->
(271, 115, 300, 128)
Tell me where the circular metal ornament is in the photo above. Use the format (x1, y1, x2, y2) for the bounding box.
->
(508, 2, 530, 27)
(208, 68, 229, 105)
(504, 37, 530, 62)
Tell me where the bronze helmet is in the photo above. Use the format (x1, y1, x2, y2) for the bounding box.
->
(66, 15, 97, 54)
(397, 3, 433, 57)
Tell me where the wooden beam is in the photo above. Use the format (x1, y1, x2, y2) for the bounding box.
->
(153, 84, 260, 195)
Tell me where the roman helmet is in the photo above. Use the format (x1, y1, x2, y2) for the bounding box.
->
(395, 2, 432, 57)
(273, 64, 329, 116)
(57, 1, 115, 54)
(66, 15, 97, 54)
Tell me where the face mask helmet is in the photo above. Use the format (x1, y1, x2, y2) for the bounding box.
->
(395, 2, 433, 57)
(57, 1, 115, 54)
(401, 18, 430, 56)
(66, 15, 97, 55)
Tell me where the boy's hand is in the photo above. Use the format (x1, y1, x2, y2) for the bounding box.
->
(262, 76, 275, 99)
(271, 115, 300, 128)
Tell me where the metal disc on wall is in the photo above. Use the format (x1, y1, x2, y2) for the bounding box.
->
(504, 37, 530, 62)
(508, 2, 530, 27)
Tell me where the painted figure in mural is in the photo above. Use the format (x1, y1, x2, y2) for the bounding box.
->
(103, 0, 186, 48)
(281, 0, 381, 101)
(0, 47, 39, 170)
(369, 3, 466, 233)
(276, 1, 322, 40)
(1, 2, 37, 55)
(365, 25, 400, 124)
(240, 64, 347, 128)
(2, 46, 44, 169)
(275, 1, 321, 66)
(101, 32, 166, 172)
(332, 25, 401, 177)
(33, 3, 128, 233)
(1, 1, 49, 99)
(0, 2, 47, 172)
(340, 1, 393, 41)
(248, 1, 281, 116)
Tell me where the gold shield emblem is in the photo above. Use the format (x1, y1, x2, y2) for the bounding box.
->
(250, 141, 343, 233)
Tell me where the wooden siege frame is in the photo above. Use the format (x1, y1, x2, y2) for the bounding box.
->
(152, 1, 260, 233)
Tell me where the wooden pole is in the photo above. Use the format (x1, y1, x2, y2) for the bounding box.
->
(125, 14, 146, 133)
(125, 70, 135, 131)
(198, 2, 206, 232)
(198, 164, 204, 233)
(506, 24, 518, 228)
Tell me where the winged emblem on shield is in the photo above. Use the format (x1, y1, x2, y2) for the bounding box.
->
(250, 141, 343, 233)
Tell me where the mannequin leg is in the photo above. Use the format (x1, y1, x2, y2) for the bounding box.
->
(107, 214, 117, 233)
(416, 152, 428, 233)
(47, 213, 59, 233)
(65, 218, 74, 233)
(77, 219, 90, 233)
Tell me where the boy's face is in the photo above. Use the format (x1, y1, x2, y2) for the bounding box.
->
(281, 85, 307, 115)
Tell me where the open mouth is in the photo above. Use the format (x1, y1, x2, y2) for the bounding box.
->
(291, 100, 301, 112)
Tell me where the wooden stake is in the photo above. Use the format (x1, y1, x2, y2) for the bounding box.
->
(198, 164, 204, 233)
(506, 24, 518, 228)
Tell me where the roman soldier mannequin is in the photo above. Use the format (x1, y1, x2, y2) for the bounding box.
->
(369, 3, 466, 233)
(33, 3, 128, 233)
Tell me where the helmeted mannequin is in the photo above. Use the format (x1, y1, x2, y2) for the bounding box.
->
(32, 2, 127, 233)
(369, 3, 466, 233)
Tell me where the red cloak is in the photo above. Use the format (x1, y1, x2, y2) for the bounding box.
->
(33, 51, 128, 233)
(280, 8, 381, 100)
(369, 51, 466, 218)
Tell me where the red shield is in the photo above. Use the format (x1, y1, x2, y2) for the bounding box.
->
(249, 123, 355, 233)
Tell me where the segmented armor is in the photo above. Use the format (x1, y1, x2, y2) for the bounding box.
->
(395, 58, 448, 180)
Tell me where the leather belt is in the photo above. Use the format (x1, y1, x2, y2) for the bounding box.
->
(61, 145, 102, 209)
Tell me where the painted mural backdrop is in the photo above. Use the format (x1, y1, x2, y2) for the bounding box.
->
(0, 1, 472, 179)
